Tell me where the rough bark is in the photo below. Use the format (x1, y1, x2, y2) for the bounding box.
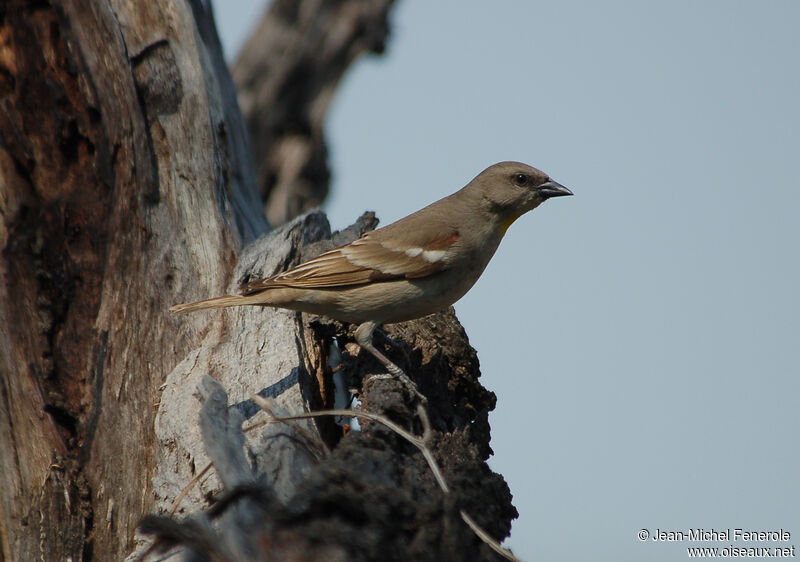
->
(1, 1, 517, 561)
(232, 0, 395, 226)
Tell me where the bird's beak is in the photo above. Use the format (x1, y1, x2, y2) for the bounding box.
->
(537, 180, 573, 199)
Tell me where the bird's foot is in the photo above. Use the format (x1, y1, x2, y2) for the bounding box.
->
(389, 364, 427, 405)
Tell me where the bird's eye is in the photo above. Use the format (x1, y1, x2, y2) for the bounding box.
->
(513, 173, 528, 186)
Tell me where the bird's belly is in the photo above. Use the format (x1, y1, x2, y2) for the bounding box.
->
(291, 269, 481, 325)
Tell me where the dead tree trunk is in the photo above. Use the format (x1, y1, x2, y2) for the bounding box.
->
(0, 1, 518, 561)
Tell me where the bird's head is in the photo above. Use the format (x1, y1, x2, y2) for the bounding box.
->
(469, 161, 573, 233)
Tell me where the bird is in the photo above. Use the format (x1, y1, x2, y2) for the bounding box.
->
(171, 161, 572, 391)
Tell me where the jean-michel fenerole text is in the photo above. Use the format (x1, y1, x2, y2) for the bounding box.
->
(651, 529, 791, 542)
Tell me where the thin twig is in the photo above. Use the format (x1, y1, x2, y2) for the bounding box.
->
(169, 462, 213, 516)
(460, 510, 520, 562)
(245, 397, 329, 460)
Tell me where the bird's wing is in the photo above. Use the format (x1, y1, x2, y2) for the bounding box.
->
(241, 228, 460, 293)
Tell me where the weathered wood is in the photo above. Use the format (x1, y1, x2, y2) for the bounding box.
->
(151, 211, 351, 521)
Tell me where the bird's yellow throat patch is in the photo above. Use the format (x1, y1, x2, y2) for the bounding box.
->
(499, 212, 523, 234)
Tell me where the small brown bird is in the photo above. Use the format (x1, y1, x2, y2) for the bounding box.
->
(171, 161, 572, 382)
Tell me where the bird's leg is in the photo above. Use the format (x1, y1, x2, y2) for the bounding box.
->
(354, 321, 404, 375)
(354, 321, 426, 403)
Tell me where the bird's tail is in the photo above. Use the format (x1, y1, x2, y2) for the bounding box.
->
(169, 294, 264, 314)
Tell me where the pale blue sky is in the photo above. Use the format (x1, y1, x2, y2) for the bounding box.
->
(215, 2, 800, 559)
